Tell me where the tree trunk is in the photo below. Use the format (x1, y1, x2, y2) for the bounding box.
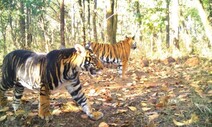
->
(113, 0, 117, 42)
(60, 0, 65, 48)
(78, 0, 86, 43)
(1, 24, 7, 55)
(9, 14, 18, 47)
(106, 0, 117, 44)
(166, 0, 170, 48)
(135, 1, 141, 25)
(169, 0, 179, 50)
(71, 1, 76, 42)
(209, 0, 212, 21)
(92, 0, 98, 42)
(208, 0, 212, 21)
(135, 1, 142, 41)
(87, 0, 91, 40)
(26, 6, 32, 49)
(19, 1, 26, 49)
(195, 0, 212, 46)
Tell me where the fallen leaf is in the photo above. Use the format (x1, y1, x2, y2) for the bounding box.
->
(81, 114, 88, 119)
(126, 82, 133, 86)
(108, 123, 118, 126)
(142, 107, 151, 111)
(52, 108, 62, 115)
(6, 111, 14, 116)
(15, 110, 25, 115)
(83, 82, 89, 86)
(98, 122, 109, 127)
(128, 106, 137, 111)
(0, 107, 9, 112)
(141, 102, 148, 106)
(189, 83, 204, 98)
(0, 115, 7, 122)
(207, 90, 212, 95)
(28, 112, 37, 117)
(148, 112, 159, 122)
(116, 109, 128, 114)
(173, 113, 199, 126)
(155, 103, 164, 108)
(88, 89, 98, 96)
(100, 88, 112, 102)
(146, 120, 156, 127)
(161, 84, 169, 91)
(156, 96, 170, 108)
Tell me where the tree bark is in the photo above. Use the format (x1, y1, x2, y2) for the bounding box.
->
(169, 0, 179, 49)
(19, 1, 26, 49)
(209, 0, 212, 21)
(26, 6, 32, 48)
(9, 14, 18, 47)
(60, 0, 65, 48)
(106, 0, 117, 44)
(195, 0, 212, 46)
(71, 1, 76, 42)
(87, 0, 91, 40)
(166, 0, 170, 48)
(92, 0, 98, 42)
(208, 0, 212, 21)
(78, 0, 86, 43)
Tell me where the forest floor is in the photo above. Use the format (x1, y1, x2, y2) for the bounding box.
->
(0, 55, 212, 127)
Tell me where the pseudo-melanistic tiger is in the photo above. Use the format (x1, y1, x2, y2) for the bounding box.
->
(0, 44, 104, 120)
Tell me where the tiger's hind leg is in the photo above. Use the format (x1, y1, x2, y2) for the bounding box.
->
(66, 78, 103, 120)
(12, 83, 24, 112)
(0, 79, 17, 108)
(0, 86, 8, 107)
(38, 84, 51, 120)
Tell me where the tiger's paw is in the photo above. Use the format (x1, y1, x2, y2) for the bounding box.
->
(39, 110, 52, 121)
(89, 111, 103, 120)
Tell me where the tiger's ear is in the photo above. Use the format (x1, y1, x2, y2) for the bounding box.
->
(74, 44, 86, 54)
(132, 36, 135, 40)
(125, 35, 128, 38)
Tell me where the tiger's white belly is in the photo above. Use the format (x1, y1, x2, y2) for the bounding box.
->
(16, 65, 42, 90)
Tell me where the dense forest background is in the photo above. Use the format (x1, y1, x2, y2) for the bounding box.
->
(0, 1, 212, 126)
(0, 0, 212, 63)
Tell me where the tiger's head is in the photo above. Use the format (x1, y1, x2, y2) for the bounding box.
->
(74, 44, 103, 75)
(126, 35, 137, 49)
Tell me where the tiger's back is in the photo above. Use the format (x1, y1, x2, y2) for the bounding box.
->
(1, 50, 46, 90)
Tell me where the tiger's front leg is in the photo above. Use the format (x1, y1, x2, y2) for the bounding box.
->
(39, 84, 51, 120)
(121, 61, 127, 78)
(117, 61, 127, 78)
(66, 80, 103, 120)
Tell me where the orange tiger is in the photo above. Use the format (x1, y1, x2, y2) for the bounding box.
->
(0, 44, 103, 120)
(85, 36, 136, 78)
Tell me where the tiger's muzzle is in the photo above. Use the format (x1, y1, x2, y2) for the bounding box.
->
(83, 54, 103, 75)
(131, 42, 137, 49)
